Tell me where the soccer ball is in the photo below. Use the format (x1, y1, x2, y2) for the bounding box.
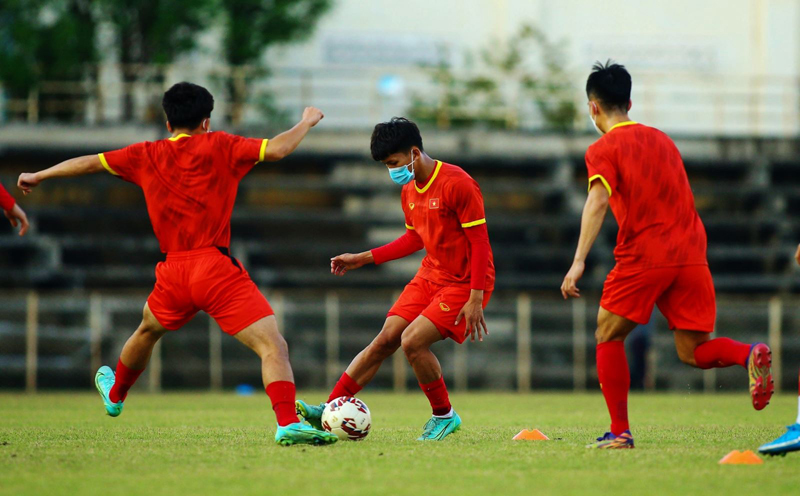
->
(321, 396, 371, 441)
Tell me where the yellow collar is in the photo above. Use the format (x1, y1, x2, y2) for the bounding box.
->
(608, 121, 638, 133)
(168, 133, 192, 141)
(415, 160, 442, 194)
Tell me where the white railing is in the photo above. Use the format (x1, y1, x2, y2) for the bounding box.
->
(2, 64, 799, 137)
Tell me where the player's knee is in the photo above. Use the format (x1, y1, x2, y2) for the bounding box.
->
(595, 326, 618, 344)
(676, 344, 698, 366)
(260, 331, 289, 361)
(369, 333, 400, 360)
(400, 330, 422, 361)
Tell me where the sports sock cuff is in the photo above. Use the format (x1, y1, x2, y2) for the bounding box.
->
(327, 372, 362, 402)
(265, 381, 299, 427)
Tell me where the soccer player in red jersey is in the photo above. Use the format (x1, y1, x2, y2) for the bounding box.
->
(561, 62, 774, 449)
(297, 117, 494, 440)
(1, 182, 29, 236)
(17, 82, 336, 446)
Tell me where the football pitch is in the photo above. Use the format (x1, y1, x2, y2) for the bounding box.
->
(1, 392, 798, 496)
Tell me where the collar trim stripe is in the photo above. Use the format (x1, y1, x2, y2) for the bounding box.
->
(608, 121, 638, 132)
(415, 160, 442, 194)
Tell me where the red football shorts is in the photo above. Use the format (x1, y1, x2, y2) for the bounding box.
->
(147, 247, 274, 335)
(600, 264, 716, 332)
(388, 276, 493, 344)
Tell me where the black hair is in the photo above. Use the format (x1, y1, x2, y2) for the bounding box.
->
(370, 117, 424, 161)
(162, 82, 214, 129)
(586, 60, 631, 113)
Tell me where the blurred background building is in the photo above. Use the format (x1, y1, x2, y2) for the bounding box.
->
(1, 0, 798, 395)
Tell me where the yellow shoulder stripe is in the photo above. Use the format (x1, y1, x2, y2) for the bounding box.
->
(258, 139, 269, 162)
(588, 174, 612, 197)
(98, 153, 119, 176)
(461, 218, 486, 228)
(405, 224, 415, 230)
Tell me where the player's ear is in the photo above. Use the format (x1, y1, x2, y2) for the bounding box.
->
(627, 100, 632, 112)
(166, 121, 173, 133)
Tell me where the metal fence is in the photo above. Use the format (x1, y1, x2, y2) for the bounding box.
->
(1, 290, 797, 393)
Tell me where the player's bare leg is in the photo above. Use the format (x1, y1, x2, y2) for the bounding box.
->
(588, 307, 637, 449)
(296, 316, 409, 428)
(401, 316, 461, 440)
(95, 303, 168, 416)
(235, 315, 336, 446)
(343, 315, 410, 388)
(675, 329, 774, 410)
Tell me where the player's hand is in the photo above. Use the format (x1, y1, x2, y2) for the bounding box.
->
(330, 252, 369, 276)
(302, 107, 324, 128)
(561, 260, 585, 299)
(17, 172, 41, 195)
(4, 203, 29, 236)
(455, 292, 488, 342)
(795, 243, 800, 267)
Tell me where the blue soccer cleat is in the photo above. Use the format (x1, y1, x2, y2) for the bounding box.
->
(758, 424, 800, 456)
(275, 422, 338, 446)
(295, 399, 325, 430)
(417, 411, 462, 441)
(587, 430, 635, 449)
(94, 365, 123, 417)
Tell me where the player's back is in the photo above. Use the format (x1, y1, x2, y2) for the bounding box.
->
(585, 123, 707, 268)
(99, 131, 267, 252)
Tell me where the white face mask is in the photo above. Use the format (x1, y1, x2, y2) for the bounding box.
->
(590, 110, 603, 135)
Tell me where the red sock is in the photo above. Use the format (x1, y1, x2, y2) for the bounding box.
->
(266, 381, 300, 426)
(419, 376, 452, 416)
(327, 372, 362, 402)
(109, 359, 144, 403)
(596, 341, 630, 435)
(693, 338, 751, 369)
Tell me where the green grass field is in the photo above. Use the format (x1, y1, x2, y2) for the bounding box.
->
(1, 391, 799, 495)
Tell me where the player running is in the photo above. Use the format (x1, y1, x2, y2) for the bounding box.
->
(296, 117, 494, 440)
(561, 62, 774, 449)
(17, 82, 336, 446)
(1, 181, 29, 236)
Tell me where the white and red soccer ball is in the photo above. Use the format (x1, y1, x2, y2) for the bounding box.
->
(321, 396, 371, 441)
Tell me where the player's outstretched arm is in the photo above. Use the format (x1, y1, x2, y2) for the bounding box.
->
(261, 107, 324, 162)
(330, 251, 374, 276)
(795, 243, 800, 266)
(17, 154, 105, 195)
(331, 229, 425, 276)
(561, 181, 610, 299)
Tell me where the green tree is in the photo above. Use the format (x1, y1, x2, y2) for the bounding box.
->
(96, 0, 216, 120)
(410, 24, 578, 132)
(219, 0, 332, 124)
(0, 0, 97, 121)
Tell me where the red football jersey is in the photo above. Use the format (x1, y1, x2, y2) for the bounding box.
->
(402, 161, 495, 290)
(586, 122, 707, 269)
(99, 132, 268, 252)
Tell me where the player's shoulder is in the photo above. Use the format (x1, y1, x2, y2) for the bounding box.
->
(439, 161, 475, 182)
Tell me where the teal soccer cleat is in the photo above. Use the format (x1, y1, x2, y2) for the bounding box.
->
(94, 365, 123, 417)
(417, 411, 462, 441)
(275, 422, 338, 446)
(295, 399, 325, 430)
(758, 424, 800, 456)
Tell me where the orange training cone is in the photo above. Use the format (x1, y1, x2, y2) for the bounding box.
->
(719, 450, 763, 465)
(513, 429, 550, 441)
